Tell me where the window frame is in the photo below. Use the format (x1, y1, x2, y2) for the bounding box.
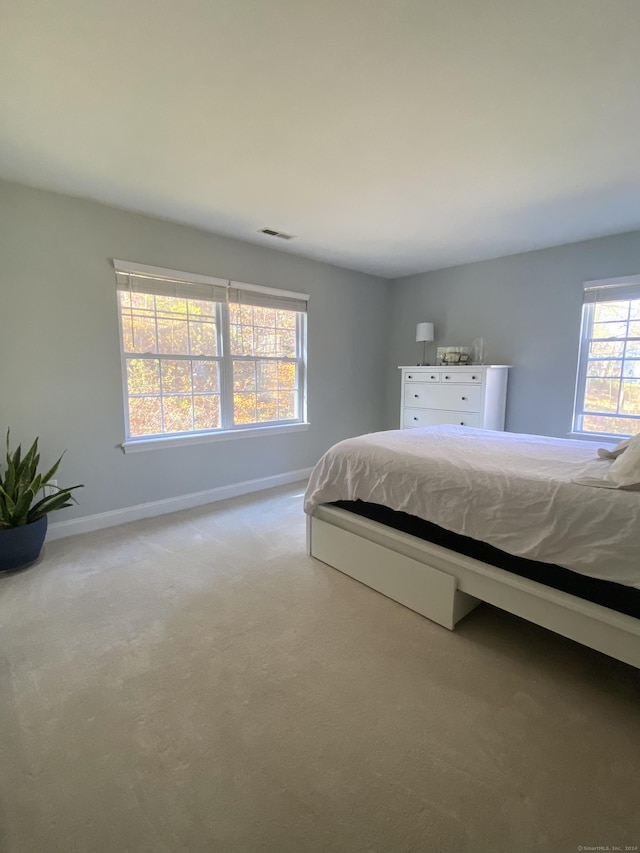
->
(113, 260, 309, 452)
(572, 275, 640, 440)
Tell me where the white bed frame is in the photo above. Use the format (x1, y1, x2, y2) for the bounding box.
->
(307, 505, 640, 669)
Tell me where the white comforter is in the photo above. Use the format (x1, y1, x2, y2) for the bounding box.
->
(304, 426, 640, 588)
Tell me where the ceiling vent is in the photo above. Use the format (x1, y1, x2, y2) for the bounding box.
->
(259, 228, 295, 240)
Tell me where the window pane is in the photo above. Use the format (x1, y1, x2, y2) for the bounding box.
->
(188, 320, 217, 356)
(584, 378, 619, 412)
(131, 315, 158, 353)
(591, 321, 628, 340)
(625, 340, 640, 358)
(277, 361, 297, 388)
(589, 340, 624, 358)
(233, 361, 256, 391)
(623, 361, 640, 378)
(230, 307, 300, 359)
(230, 322, 253, 356)
(254, 327, 276, 356)
(161, 360, 192, 393)
(127, 358, 160, 395)
(121, 326, 134, 352)
(593, 301, 628, 322)
(129, 397, 162, 436)
(278, 391, 296, 419)
(189, 298, 216, 317)
(276, 310, 296, 329)
(582, 415, 635, 436)
(628, 321, 640, 338)
(586, 360, 622, 378)
(630, 300, 640, 320)
(156, 295, 187, 317)
(157, 318, 188, 355)
(119, 306, 135, 350)
(234, 392, 257, 425)
(130, 293, 156, 312)
(162, 396, 193, 432)
(254, 307, 276, 327)
(620, 380, 640, 415)
(256, 392, 278, 422)
(276, 329, 296, 357)
(192, 361, 219, 393)
(193, 395, 220, 430)
(257, 361, 278, 390)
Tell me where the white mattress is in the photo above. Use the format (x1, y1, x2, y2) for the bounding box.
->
(304, 426, 640, 589)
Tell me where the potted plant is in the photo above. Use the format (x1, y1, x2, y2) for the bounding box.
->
(0, 430, 83, 572)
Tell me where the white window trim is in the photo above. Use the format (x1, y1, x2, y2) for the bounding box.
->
(113, 260, 309, 448)
(566, 431, 615, 443)
(572, 274, 640, 439)
(121, 422, 310, 453)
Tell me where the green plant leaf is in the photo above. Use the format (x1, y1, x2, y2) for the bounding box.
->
(12, 441, 21, 472)
(12, 487, 37, 526)
(27, 484, 83, 519)
(1, 486, 17, 521)
(39, 453, 65, 487)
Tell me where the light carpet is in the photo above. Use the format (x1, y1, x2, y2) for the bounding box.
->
(0, 484, 638, 853)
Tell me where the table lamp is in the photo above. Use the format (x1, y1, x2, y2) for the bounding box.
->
(416, 322, 434, 365)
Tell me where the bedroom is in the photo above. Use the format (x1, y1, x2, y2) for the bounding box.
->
(1, 1, 639, 851)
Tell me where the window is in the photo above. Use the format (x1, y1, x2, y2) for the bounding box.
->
(114, 261, 308, 448)
(573, 276, 640, 438)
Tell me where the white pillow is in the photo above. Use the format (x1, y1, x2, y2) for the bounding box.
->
(606, 433, 640, 487)
(574, 433, 640, 489)
(597, 435, 635, 460)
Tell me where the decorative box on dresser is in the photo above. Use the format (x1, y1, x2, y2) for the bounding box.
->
(399, 365, 510, 430)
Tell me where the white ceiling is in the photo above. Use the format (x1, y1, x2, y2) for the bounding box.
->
(2, 0, 640, 278)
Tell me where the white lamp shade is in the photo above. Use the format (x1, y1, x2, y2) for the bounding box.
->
(416, 322, 434, 342)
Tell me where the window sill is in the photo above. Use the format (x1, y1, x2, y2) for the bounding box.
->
(121, 422, 310, 453)
(566, 431, 625, 443)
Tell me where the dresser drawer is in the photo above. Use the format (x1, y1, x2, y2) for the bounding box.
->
(441, 371, 482, 383)
(403, 409, 482, 429)
(405, 383, 482, 412)
(403, 370, 440, 383)
(404, 382, 440, 406)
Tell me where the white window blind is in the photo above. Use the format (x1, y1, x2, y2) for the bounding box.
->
(228, 282, 308, 313)
(583, 275, 640, 304)
(116, 271, 229, 304)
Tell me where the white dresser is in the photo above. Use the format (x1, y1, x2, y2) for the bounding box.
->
(399, 365, 510, 430)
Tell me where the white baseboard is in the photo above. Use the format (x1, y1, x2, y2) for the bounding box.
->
(47, 467, 313, 542)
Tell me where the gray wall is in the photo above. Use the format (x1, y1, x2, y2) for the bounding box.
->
(385, 232, 640, 436)
(0, 180, 389, 520)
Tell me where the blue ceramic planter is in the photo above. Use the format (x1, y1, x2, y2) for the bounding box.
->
(0, 516, 48, 572)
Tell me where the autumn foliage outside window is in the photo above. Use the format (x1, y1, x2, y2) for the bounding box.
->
(574, 284, 640, 437)
(230, 304, 299, 425)
(116, 264, 307, 440)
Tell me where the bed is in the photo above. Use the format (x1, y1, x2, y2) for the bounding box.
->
(304, 426, 640, 668)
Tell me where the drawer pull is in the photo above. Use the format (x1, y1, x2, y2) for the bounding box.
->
(414, 394, 419, 398)
(444, 375, 450, 380)
(461, 396, 466, 400)
(413, 416, 418, 421)
(472, 375, 477, 380)
(408, 374, 413, 379)
(430, 375, 435, 379)
(460, 421, 465, 425)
